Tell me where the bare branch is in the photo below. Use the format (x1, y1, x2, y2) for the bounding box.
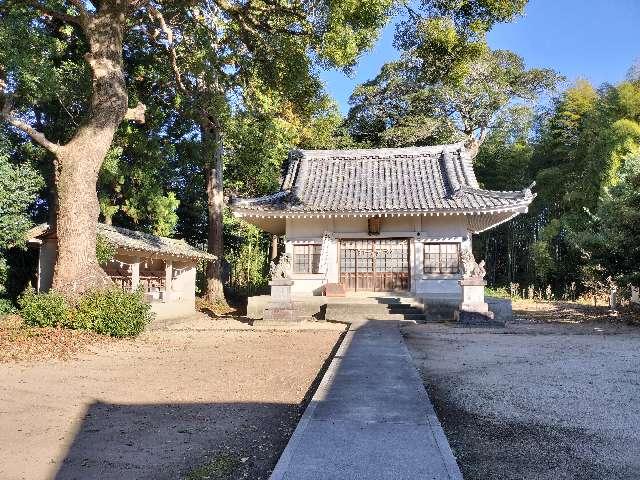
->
(124, 101, 147, 123)
(146, 4, 188, 93)
(1, 95, 60, 154)
(22, 0, 83, 26)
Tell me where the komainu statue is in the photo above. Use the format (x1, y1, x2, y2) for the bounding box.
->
(269, 253, 292, 279)
(461, 250, 486, 279)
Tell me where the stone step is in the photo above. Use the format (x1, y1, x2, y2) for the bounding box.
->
(327, 303, 421, 314)
(387, 307, 423, 314)
(367, 313, 425, 321)
(327, 296, 422, 307)
(326, 310, 425, 321)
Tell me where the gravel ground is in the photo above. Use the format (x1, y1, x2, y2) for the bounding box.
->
(401, 319, 640, 480)
(0, 318, 344, 480)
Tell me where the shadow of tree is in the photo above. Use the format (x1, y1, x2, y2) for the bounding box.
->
(54, 401, 300, 480)
(53, 327, 345, 480)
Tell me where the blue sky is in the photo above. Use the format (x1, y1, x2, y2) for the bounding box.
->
(320, 0, 640, 114)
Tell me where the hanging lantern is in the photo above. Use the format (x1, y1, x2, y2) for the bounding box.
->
(368, 215, 381, 235)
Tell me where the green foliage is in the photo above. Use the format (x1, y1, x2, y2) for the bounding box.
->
(315, 0, 396, 68)
(72, 288, 153, 337)
(476, 75, 640, 295)
(98, 140, 181, 236)
(395, 0, 527, 83)
(577, 153, 640, 285)
(224, 214, 270, 296)
(0, 151, 44, 250)
(0, 145, 44, 303)
(96, 234, 116, 266)
(346, 48, 559, 146)
(19, 286, 152, 337)
(484, 286, 511, 299)
(185, 454, 240, 480)
(19, 287, 71, 328)
(0, 297, 15, 315)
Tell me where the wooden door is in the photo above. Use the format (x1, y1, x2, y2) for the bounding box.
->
(339, 239, 409, 292)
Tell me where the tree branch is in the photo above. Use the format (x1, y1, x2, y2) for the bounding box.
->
(124, 101, 147, 123)
(1, 94, 60, 154)
(23, 0, 83, 26)
(146, 4, 188, 93)
(66, 0, 91, 25)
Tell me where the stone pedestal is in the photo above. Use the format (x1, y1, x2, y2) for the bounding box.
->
(261, 279, 298, 323)
(455, 278, 504, 327)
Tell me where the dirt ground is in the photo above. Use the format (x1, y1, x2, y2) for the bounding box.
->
(0, 317, 344, 480)
(402, 311, 640, 480)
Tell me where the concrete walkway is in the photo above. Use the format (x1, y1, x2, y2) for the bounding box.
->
(270, 318, 463, 480)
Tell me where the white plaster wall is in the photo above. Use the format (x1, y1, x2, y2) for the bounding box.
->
(285, 215, 473, 297)
(170, 262, 197, 304)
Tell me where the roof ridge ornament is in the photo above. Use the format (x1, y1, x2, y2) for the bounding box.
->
(523, 181, 536, 199)
(463, 137, 481, 159)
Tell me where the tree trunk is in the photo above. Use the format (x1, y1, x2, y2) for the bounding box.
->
(201, 122, 225, 302)
(51, 6, 132, 294)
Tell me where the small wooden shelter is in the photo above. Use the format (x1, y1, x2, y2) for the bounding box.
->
(28, 223, 214, 318)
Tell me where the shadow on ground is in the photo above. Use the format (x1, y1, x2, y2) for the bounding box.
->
(52, 325, 345, 480)
(53, 401, 299, 480)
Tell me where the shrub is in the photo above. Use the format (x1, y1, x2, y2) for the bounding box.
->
(73, 287, 153, 337)
(19, 287, 72, 327)
(0, 296, 15, 316)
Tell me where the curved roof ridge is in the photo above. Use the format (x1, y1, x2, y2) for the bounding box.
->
(230, 144, 536, 215)
(458, 186, 536, 200)
(28, 223, 215, 260)
(295, 142, 468, 160)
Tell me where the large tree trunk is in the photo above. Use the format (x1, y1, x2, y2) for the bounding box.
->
(51, 5, 137, 294)
(201, 122, 225, 302)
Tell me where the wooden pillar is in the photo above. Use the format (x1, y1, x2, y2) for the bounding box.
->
(164, 259, 173, 302)
(131, 257, 140, 292)
(271, 234, 279, 260)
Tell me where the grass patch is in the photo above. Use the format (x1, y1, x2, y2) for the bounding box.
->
(184, 454, 241, 480)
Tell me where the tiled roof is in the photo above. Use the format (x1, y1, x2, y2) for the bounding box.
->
(28, 223, 215, 260)
(230, 143, 535, 215)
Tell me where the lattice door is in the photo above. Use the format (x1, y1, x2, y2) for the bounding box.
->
(339, 239, 409, 291)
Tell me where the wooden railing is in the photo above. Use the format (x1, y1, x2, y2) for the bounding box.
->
(105, 268, 165, 293)
(140, 271, 166, 292)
